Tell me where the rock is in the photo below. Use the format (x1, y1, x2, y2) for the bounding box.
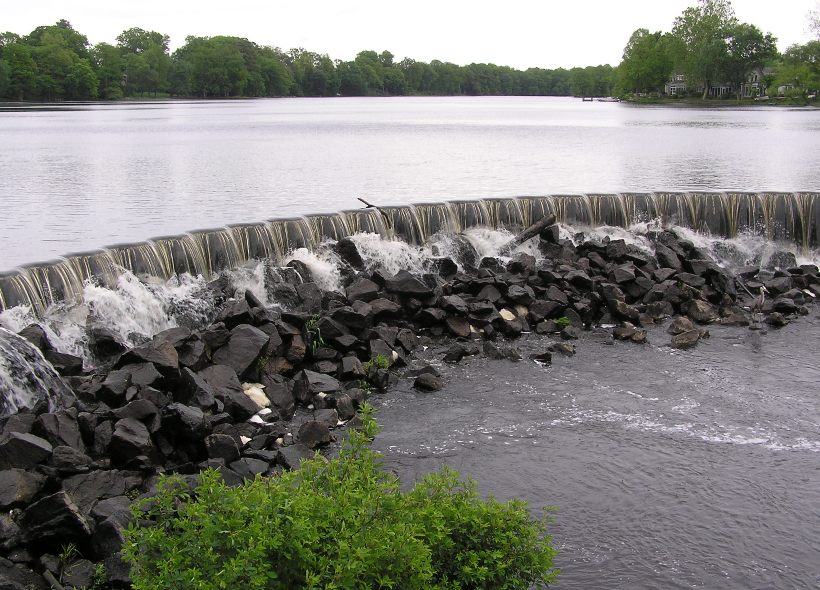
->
(43, 350, 84, 376)
(0, 469, 46, 509)
(565, 270, 593, 289)
(276, 443, 314, 470)
(654, 244, 682, 270)
(483, 342, 522, 361)
(445, 316, 471, 338)
(335, 237, 365, 270)
(414, 373, 443, 391)
(32, 410, 84, 452)
(16, 325, 52, 352)
(330, 306, 369, 332)
(346, 277, 380, 302)
(560, 325, 580, 340)
(667, 316, 695, 335)
(212, 324, 269, 379)
(214, 299, 253, 329)
(178, 336, 209, 371)
(545, 285, 569, 305)
(687, 300, 719, 324)
(765, 312, 790, 327)
(205, 434, 241, 463)
(178, 367, 217, 409)
(22, 491, 92, 550)
(88, 325, 126, 360)
(549, 342, 576, 356)
(62, 470, 142, 514)
(229, 458, 269, 480)
(334, 394, 356, 421)
(286, 334, 307, 364)
(62, 558, 97, 588)
(297, 421, 331, 449)
(0, 557, 46, 589)
(440, 294, 469, 315)
(242, 383, 270, 408)
(99, 369, 132, 407)
(671, 330, 701, 349)
(610, 265, 636, 284)
(0, 432, 52, 469)
(260, 377, 295, 420)
(605, 239, 629, 260)
(50, 446, 92, 473)
(117, 339, 179, 376)
(338, 356, 365, 380)
(162, 403, 209, 441)
(772, 297, 798, 314)
(112, 399, 161, 432)
(612, 325, 637, 340)
(293, 370, 341, 404)
(528, 300, 563, 323)
(529, 352, 552, 364)
(198, 365, 260, 421)
(385, 270, 433, 297)
(109, 418, 154, 466)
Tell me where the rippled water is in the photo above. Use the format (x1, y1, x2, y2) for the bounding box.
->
(2, 97, 820, 269)
(372, 318, 820, 589)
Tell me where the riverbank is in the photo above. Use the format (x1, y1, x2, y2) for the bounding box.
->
(0, 221, 817, 587)
(620, 95, 819, 107)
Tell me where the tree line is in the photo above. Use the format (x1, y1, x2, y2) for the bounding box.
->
(0, 20, 615, 101)
(615, 0, 820, 100)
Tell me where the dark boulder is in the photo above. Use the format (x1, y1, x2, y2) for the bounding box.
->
(0, 433, 52, 470)
(205, 434, 241, 463)
(212, 324, 269, 379)
(108, 418, 154, 466)
(0, 469, 46, 509)
(297, 421, 332, 449)
(687, 300, 718, 324)
(671, 330, 701, 349)
(22, 491, 92, 550)
(276, 443, 314, 470)
(292, 370, 341, 404)
(346, 277, 380, 302)
(32, 409, 84, 452)
(384, 270, 433, 297)
(162, 403, 209, 442)
(414, 373, 443, 391)
(335, 237, 365, 270)
(445, 316, 472, 338)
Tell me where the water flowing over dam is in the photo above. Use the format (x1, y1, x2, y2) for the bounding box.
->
(1, 191, 818, 315)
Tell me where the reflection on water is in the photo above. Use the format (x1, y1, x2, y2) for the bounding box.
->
(1, 96, 819, 269)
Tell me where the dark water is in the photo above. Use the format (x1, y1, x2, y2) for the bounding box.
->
(2, 97, 820, 270)
(372, 318, 820, 589)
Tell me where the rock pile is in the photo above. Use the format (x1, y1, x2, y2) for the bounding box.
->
(1, 223, 817, 587)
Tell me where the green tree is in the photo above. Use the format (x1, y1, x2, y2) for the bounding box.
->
(91, 42, 125, 99)
(26, 20, 89, 58)
(773, 41, 820, 98)
(65, 58, 98, 99)
(1, 43, 37, 100)
(116, 28, 171, 96)
(0, 59, 11, 98)
(616, 29, 674, 95)
(672, 0, 737, 98)
(337, 60, 369, 95)
(724, 23, 777, 99)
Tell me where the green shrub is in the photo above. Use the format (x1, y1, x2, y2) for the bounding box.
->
(123, 406, 559, 590)
(362, 353, 390, 373)
(555, 316, 571, 329)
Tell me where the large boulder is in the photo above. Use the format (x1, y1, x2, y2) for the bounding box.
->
(0, 469, 46, 509)
(384, 270, 433, 298)
(0, 432, 52, 469)
(22, 491, 92, 550)
(212, 324, 269, 379)
(108, 418, 154, 466)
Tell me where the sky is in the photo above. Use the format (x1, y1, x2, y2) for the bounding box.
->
(2, 0, 817, 69)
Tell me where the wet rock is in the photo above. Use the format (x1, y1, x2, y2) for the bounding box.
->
(384, 270, 433, 297)
(529, 352, 552, 364)
(16, 325, 52, 352)
(50, 445, 92, 474)
(178, 367, 217, 409)
(0, 557, 46, 589)
(528, 300, 563, 323)
(212, 324, 269, 379)
(687, 300, 719, 324)
(214, 299, 253, 329)
(772, 297, 798, 314)
(117, 339, 179, 376)
(62, 470, 142, 514)
(560, 325, 580, 340)
(296, 282, 322, 313)
(43, 350, 84, 377)
(654, 244, 682, 271)
(610, 265, 636, 284)
(414, 373, 443, 391)
(368, 298, 402, 320)
(671, 330, 701, 349)
(22, 491, 92, 550)
(443, 343, 471, 363)
(549, 342, 576, 356)
(88, 325, 126, 360)
(338, 356, 365, 380)
(292, 370, 341, 404)
(565, 270, 593, 290)
(0, 469, 46, 509)
(259, 376, 295, 420)
(0, 432, 52, 469)
(765, 312, 790, 327)
(335, 237, 365, 270)
(198, 365, 260, 421)
(346, 277, 380, 302)
(667, 316, 695, 335)
(297, 421, 332, 449)
(334, 394, 356, 421)
(483, 341, 522, 361)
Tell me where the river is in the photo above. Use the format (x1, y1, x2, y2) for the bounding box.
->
(1, 97, 819, 270)
(0, 97, 819, 589)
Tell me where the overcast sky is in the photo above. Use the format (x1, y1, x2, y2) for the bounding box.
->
(2, 0, 817, 69)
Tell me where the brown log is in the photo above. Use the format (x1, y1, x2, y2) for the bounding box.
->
(499, 214, 557, 255)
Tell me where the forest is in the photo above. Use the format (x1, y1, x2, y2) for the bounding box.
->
(0, 0, 817, 102)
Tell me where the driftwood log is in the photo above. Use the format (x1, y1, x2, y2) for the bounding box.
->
(499, 214, 557, 255)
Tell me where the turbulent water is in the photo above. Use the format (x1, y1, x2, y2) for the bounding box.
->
(372, 317, 820, 589)
(0, 222, 818, 588)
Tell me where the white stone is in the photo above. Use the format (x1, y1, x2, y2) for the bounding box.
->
(499, 308, 516, 321)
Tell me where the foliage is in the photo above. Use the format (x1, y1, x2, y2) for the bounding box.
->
(615, 29, 674, 95)
(304, 314, 325, 354)
(555, 316, 572, 329)
(123, 406, 558, 590)
(773, 41, 820, 98)
(363, 354, 390, 373)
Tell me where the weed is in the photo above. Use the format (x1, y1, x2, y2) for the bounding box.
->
(555, 316, 571, 329)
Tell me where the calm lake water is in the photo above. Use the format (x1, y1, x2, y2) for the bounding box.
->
(1, 96, 820, 270)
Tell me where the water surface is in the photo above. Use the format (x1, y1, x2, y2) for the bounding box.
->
(2, 97, 819, 269)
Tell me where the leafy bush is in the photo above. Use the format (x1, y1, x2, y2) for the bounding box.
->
(123, 405, 558, 590)
(555, 316, 571, 329)
(362, 353, 390, 373)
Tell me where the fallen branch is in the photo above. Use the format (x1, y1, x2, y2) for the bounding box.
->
(499, 213, 557, 255)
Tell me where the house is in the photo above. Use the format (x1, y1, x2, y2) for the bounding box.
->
(664, 73, 686, 96)
(740, 67, 775, 98)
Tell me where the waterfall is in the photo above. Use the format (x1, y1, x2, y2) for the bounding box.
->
(0, 327, 75, 417)
(1, 192, 817, 315)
